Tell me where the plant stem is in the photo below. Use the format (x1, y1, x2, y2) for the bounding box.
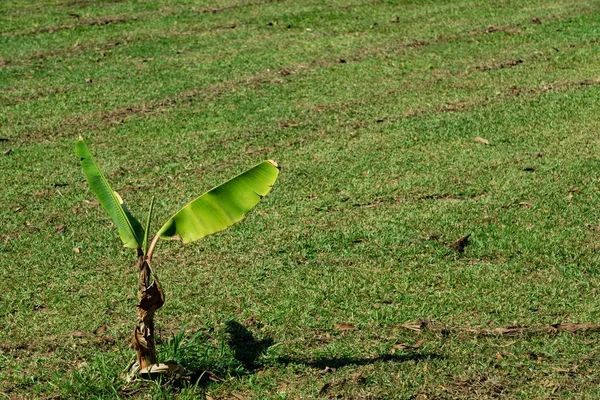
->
(132, 250, 164, 369)
(146, 235, 160, 262)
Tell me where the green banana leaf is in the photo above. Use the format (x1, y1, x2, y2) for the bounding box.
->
(157, 160, 279, 244)
(75, 138, 144, 249)
(143, 197, 155, 253)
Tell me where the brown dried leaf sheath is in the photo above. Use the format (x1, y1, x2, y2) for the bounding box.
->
(132, 255, 165, 368)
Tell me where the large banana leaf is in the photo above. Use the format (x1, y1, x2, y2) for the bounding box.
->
(75, 138, 144, 249)
(157, 160, 279, 244)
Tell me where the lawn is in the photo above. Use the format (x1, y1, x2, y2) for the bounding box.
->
(2, 0, 600, 398)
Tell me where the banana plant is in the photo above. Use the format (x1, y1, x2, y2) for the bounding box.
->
(75, 137, 279, 373)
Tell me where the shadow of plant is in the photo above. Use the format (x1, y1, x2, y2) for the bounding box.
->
(152, 320, 273, 389)
(276, 352, 443, 370)
(225, 320, 274, 371)
(153, 321, 441, 390)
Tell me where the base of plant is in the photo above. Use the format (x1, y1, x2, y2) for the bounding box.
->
(125, 360, 187, 382)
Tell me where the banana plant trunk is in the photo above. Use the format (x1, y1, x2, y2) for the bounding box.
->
(133, 250, 164, 369)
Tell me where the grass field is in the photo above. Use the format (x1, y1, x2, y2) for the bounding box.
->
(2, 0, 600, 398)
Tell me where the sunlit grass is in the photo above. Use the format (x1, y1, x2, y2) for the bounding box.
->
(1, 0, 600, 398)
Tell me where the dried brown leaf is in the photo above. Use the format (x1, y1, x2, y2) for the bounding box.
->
(401, 321, 427, 332)
(278, 67, 292, 76)
(394, 339, 425, 351)
(94, 325, 108, 336)
(206, 371, 224, 382)
(491, 326, 524, 335)
(551, 323, 598, 333)
(450, 234, 471, 253)
(94, 336, 116, 346)
(334, 323, 356, 331)
(473, 137, 490, 145)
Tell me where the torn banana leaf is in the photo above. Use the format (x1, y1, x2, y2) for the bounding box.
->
(157, 160, 279, 244)
(76, 137, 144, 249)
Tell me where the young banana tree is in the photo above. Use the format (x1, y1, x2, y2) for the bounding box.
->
(75, 137, 279, 373)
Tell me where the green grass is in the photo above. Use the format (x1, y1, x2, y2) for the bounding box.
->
(2, 0, 600, 398)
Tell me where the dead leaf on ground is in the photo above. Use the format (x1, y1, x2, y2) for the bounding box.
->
(333, 323, 357, 331)
(94, 336, 116, 346)
(206, 371, 224, 382)
(401, 321, 427, 332)
(551, 323, 598, 333)
(491, 326, 524, 335)
(93, 325, 108, 335)
(554, 367, 571, 373)
(230, 394, 245, 400)
(473, 137, 490, 145)
(55, 224, 66, 234)
(70, 330, 90, 338)
(73, 247, 80, 254)
(278, 67, 292, 76)
(450, 234, 471, 253)
(394, 339, 425, 351)
(408, 40, 427, 47)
